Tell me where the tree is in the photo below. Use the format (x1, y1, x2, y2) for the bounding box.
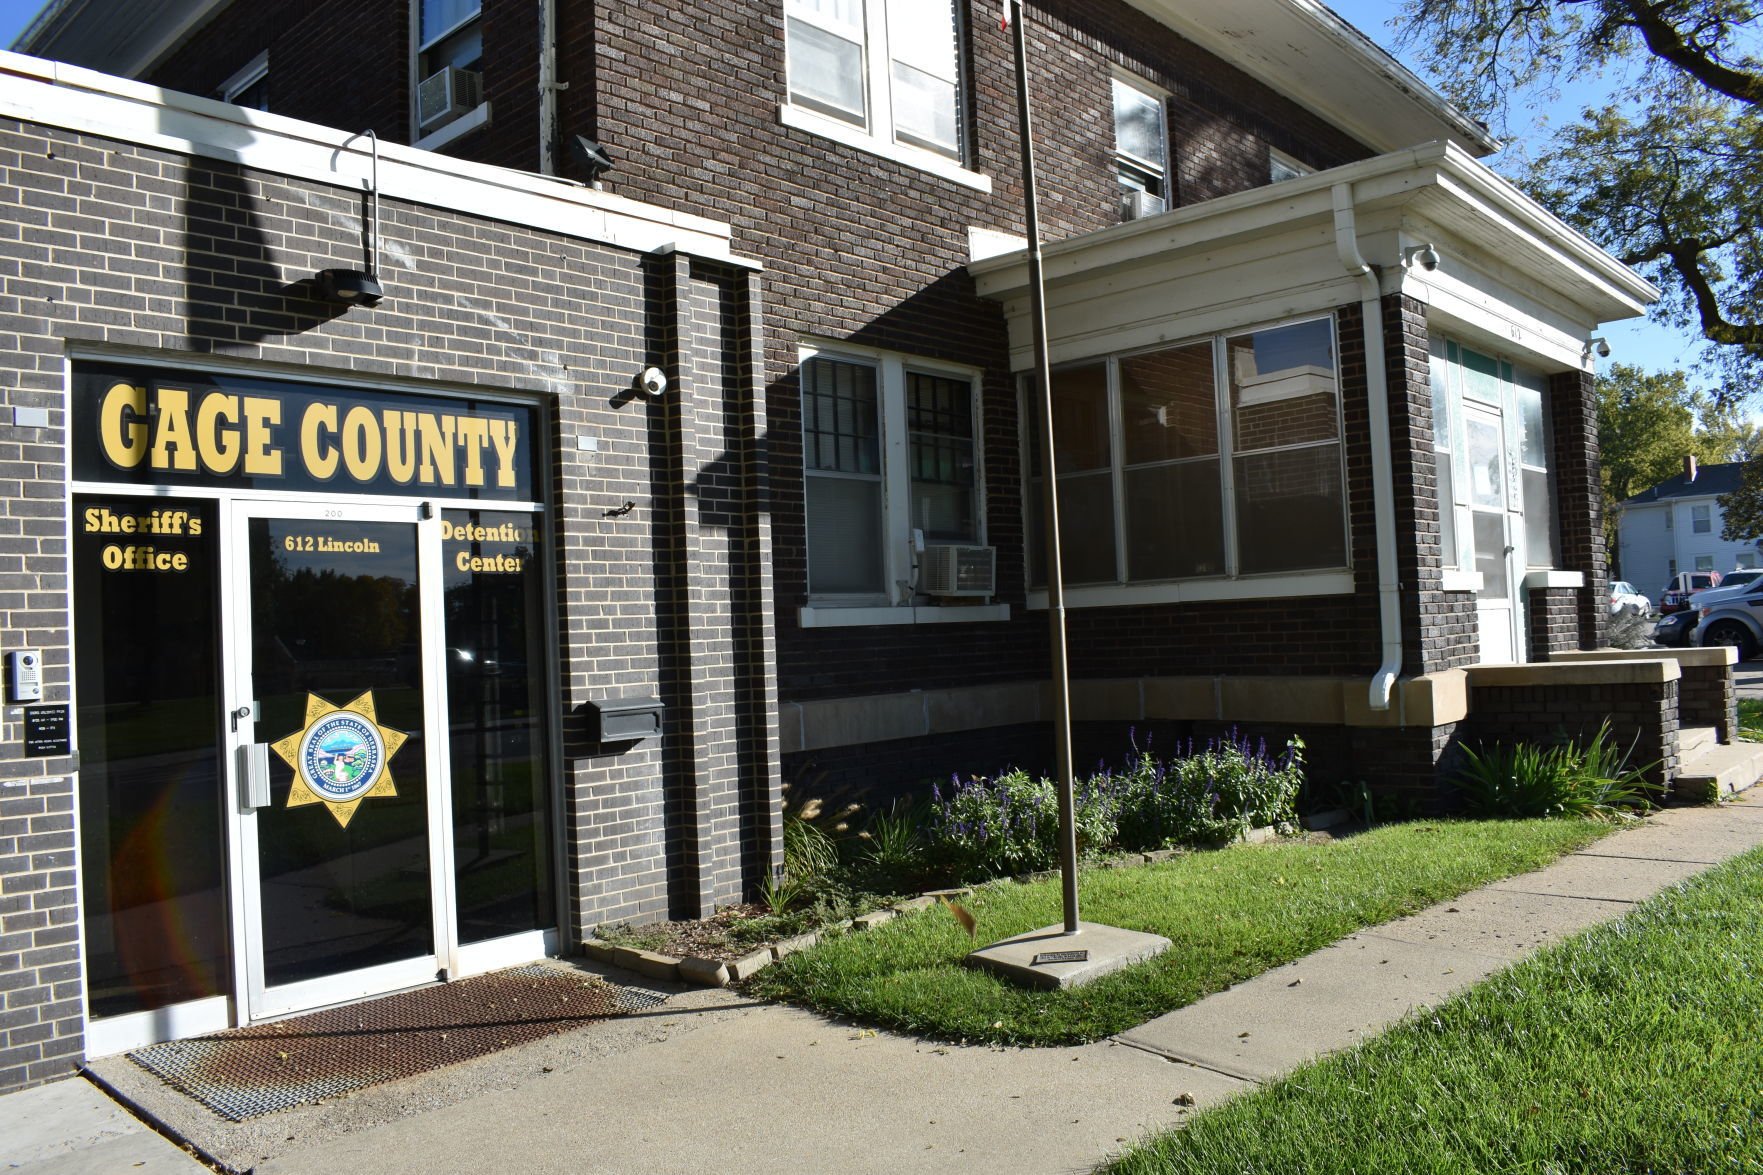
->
(1398, 0, 1763, 401)
(1596, 362, 1755, 566)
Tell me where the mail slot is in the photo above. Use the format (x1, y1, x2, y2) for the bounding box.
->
(588, 695, 665, 742)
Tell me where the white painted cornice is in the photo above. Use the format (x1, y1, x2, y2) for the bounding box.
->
(970, 141, 1656, 325)
(1123, 0, 1498, 156)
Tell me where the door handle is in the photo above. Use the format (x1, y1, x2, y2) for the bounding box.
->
(238, 742, 272, 811)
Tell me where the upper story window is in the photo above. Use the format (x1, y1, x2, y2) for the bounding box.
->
(782, 0, 988, 190)
(220, 52, 269, 111)
(1113, 75, 1169, 219)
(1025, 316, 1347, 596)
(1693, 503, 1712, 533)
(414, 0, 487, 147)
(801, 344, 982, 605)
(1269, 149, 1310, 184)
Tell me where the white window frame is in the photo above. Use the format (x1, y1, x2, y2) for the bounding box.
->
(411, 0, 489, 151)
(219, 51, 268, 110)
(779, 0, 991, 193)
(1112, 72, 1170, 203)
(1692, 503, 1712, 533)
(798, 342, 1004, 627)
(1022, 313, 1353, 610)
(1269, 148, 1311, 184)
(1696, 554, 1716, 572)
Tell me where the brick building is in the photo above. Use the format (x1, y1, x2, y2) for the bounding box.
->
(1, 0, 1662, 1087)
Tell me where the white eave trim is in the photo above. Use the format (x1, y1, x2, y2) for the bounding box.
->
(969, 141, 1656, 320)
(0, 50, 753, 265)
(1122, 0, 1498, 157)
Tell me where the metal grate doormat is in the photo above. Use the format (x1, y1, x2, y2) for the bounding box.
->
(127, 964, 667, 1122)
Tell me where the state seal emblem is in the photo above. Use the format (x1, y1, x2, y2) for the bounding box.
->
(270, 691, 409, 827)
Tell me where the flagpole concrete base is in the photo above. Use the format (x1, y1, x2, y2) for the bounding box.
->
(963, 921, 1171, 990)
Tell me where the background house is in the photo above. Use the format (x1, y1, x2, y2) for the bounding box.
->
(1619, 461, 1761, 595)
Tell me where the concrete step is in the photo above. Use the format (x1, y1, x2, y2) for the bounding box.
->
(1680, 725, 1720, 757)
(1674, 739, 1763, 804)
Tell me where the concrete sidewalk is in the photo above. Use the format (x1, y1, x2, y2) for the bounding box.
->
(0, 1072, 208, 1174)
(36, 793, 1763, 1175)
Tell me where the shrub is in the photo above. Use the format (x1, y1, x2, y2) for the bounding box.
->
(1113, 730, 1306, 849)
(921, 731, 1306, 879)
(1454, 721, 1660, 818)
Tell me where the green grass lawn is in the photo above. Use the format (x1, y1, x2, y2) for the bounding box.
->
(1740, 697, 1763, 740)
(1106, 842, 1763, 1174)
(752, 819, 1606, 1046)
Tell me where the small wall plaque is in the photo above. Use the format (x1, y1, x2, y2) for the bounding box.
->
(23, 704, 70, 758)
(1031, 949, 1090, 966)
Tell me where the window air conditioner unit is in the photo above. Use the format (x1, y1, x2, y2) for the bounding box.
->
(1119, 189, 1166, 221)
(921, 544, 996, 597)
(417, 66, 483, 133)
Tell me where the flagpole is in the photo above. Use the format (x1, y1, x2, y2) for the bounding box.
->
(1008, 0, 1080, 936)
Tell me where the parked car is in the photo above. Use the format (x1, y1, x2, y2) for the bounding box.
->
(1608, 580, 1651, 615)
(1691, 576, 1763, 660)
(1659, 570, 1723, 615)
(1653, 608, 1698, 647)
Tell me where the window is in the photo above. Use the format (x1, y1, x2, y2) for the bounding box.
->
(1269, 148, 1310, 184)
(1665, 508, 1674, 530)
(1515, 372, 1557, 567)
(1026, 316, 1345, 592)
(1696, 554, 1715, 572)
(801, 346, 981, 602)
(1693, 504, 1712, 533)
(785, 0, 965, 161)
(1113, 75, 1169, 213)
(1739, 552, 1758, 570)
(1428, 342, 1460, 568)
(414, 0, 486, 145)
(220, 52, 268, 111)
(1669, 558, 1678, 578)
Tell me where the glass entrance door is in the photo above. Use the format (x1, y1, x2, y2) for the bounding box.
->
(228, 501, 450, 1019)
(1465, 405, 1521, 663)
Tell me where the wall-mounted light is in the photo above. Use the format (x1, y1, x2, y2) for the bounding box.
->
(1401, 243, 1441, 272)
(318, 128, 385, 308)
(1583, 337, 1611, 360)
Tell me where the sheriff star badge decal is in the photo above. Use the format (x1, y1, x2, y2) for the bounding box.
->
(271, 691, 409, 828)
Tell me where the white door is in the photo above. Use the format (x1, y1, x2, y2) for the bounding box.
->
(225, 499, 456, 1020)
(1465, 406, 1522, 663)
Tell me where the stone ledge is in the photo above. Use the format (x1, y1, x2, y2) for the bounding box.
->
(1469, 659, 1680, 687)
(1552, 647, 1737, 668)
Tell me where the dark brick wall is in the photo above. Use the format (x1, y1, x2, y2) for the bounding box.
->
(1528, 587, 1580, 659)
(1349, 722, 1464, 816)
(149, 0, 411, 143)
(784, 723, 1056, 809)
(1549, 368, 1607, 651)
(0, 110, 769, 1089)
(1384, 293, 1477, 674)
(1679, 661, 1737, 744)
(1466, 681, 1680, 790)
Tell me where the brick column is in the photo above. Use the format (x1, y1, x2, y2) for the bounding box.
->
(1527, 587, 1580, 658)
(1548, 368, 1608, 650)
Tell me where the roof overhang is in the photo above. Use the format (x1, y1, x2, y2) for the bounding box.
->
(971, 141, 1657, 371)
(10, 0, 230, 77)
(1124, 0, 1498, 155)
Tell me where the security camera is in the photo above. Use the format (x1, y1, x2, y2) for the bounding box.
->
(1583, 337, 1611, 360)
(1595, 338, 1611, 359)
(639, 366, 668, 397)
(1405, 243, 1441, 272)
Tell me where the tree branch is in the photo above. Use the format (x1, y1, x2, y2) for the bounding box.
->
(1661, 240, 1763, 345)
(1614, 0, 1763, 105)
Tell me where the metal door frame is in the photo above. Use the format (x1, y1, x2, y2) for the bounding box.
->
(223, 497, 459, 1021)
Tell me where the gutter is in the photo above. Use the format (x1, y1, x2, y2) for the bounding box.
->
(1332, 181, 1404, 713)
(538, 0, 563, 175)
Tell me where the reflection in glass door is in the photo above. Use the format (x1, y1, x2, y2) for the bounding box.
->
(1465, 406, 1519, 663)
(231, 503, 445, 1018)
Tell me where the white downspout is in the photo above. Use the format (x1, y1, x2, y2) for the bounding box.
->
(1332, 182, 1404, 712)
